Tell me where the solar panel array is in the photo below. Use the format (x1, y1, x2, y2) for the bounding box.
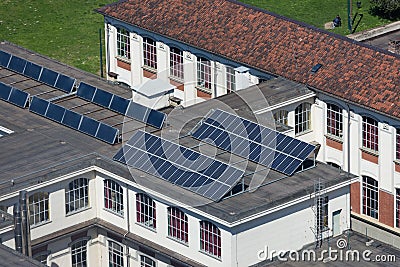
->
(113, 130, 244, 201)
(29, 96, 119, 144)
(191, 109, 315, 176)
(0, 50, 76, 93)
(0, 82, 29, 108)
(77, 82, 167, 129)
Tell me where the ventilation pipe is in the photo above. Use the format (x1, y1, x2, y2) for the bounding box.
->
(19, 191, 31, 256)
(13, 203, 23, 253)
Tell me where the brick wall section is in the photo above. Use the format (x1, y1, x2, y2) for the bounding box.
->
(117, 59, 131, 71)
(351, 182, 360, 214)
(326, 138, 343, 151)
(143, 69, 157, 79)
(361, 151, 379, 164)
(395, 163, 400, 173)
(170, 79, 184, 91)
(379, 190, 394, 227)
(196, 89, 211, 99)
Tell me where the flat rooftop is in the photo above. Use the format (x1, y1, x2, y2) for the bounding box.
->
(0, 243, 45, 267)
(0, 42, 355, 223)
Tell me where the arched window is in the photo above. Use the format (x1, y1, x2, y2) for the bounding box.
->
(143, 37, 157, 69)
(197, 57, 211, 91)
(71, 239, 88, 267)
(136, 193, 156, 229)
(116, 27, 130, 60)
(295, 103, 311, 134)
(362, 116, 378, 151)
(29, 192, 49, 225)
(200, 220, 221, 258)
(326, 103, 343, 137)
(362, 176, 378, 219)
(140, 255, 156, 267)
(66, 178, 89, 214)
(170, 47, 184, 80)
(273, 110, 288, 125)
(168, 207, 188, 243)
(104, 179, 124, 215)
(108, 240, 124, 267)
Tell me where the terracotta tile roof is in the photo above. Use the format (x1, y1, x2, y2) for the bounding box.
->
(97, 0, 400, 119)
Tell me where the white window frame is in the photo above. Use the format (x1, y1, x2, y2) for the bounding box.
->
(136, 193, 156, 229)
(104, 179, 124, 216)
(29, 192, 49, 226)
(116, 28, 130, 60)
(226, 66, 235, 93)
(326, 103, 343, 138)
(362, 116, 379, 152)
(200, 220, 221, 258)
(108, 240, 124, 267)
(167, 207, 188, 243)
(170, 47, 184, 80)
(140, 255, 156, 267)
(197, 57, 212, 91)
(273, 110, 288, 125)
(71, 239, 88, 267)
(143, 37, 157, 69)
(362, 176, 378, 219)
(295, 102, 311, 134)
(66, 178, 89, 214)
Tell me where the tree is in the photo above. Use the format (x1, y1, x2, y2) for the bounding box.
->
(369, 0, 400, 20)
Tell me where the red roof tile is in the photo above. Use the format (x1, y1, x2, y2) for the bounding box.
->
(97, 0, 400, 119)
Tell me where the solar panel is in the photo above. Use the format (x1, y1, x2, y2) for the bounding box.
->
(109, 95, 130, 114)
(39, 68, 59, 86)
(96, 123, 118, 144)
(8, 56, 27, 74)
(113, 130, 244, 201)
(23, 62, 42, 80)
(0, 82, 12, 100)
(29, 96, 49, 115)
(0, 51, 11, 67)
(126, 102, 149, 122)
(146, 109, 167, 129)
(92, 88, 113, 108)
(79, 116, 100, 136)
(62, 109, 82, 129)
(76, 82, 96, 101)
(46, 103, 66, 123)
(54, 74, 75, 93)
(8, 88, 29, 108)
(191, 109, 315, 176)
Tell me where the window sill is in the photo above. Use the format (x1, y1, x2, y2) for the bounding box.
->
(103, 208, 124, 218)
(166, 236, 189, 247)
(295, 129, 312, 137)
(360, 147, 379, 157)
(142, 65, 157, 73)
(394, 160, 400, 166)
(135, 222, 157, 233)
(169, 76, 184, 84)
(66, 206, 91, 217)
(115, 56, 131, 64)
(195, 86, 212, 94)
(199, 250, 222, 261)
(31, 220, 51, 229)
(325, 134, 343, 143)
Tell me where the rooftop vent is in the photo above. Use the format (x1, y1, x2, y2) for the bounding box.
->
(311, 63, 323, 73)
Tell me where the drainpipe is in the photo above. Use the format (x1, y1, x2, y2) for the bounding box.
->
(213, 61, 218, 98)
(346, 103, 351, 248)
(19, 190, 31, 257)
(124, 184, 130, 267)
(13, 203, 23, 253)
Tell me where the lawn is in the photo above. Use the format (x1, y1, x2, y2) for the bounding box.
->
(0, 0, 396, 75)
(241, 0, 395, 36)
(0, 0, 115, 74)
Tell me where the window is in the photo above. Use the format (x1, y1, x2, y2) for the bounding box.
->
(396, 129, 400, 160)
(33, 253, 48, 264)
(396, 189, 400, 228)
(295, 103, 311, 134)
(226, 66, 236, 93)
(117, 28, 130, 60)
(136, 193, 156, 229)
(104, 179, 124, 215)
(71, 239, 87, 267)
(66, 178, 89, 214)
(362, 176, 378, 219)
(197, 57, 212, 91)
(108, 240, 124, 267)
(140, 255, 156, 267)
(168, 207, 188, 243)
(273, 110, 288, 125)
(143, 37, 157, 69)
(200, 221, 221, 258)
(326, 103, 343, 138)
(29, 192, 49, 225)
(170, 47, 183, 80)
(362, 116, 378, 151)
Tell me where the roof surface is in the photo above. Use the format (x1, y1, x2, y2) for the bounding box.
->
(0, 243, 45, 267)
(97, 0, 400, 119)
(0, 42, 354, 223)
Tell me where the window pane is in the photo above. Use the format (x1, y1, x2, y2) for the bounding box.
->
(66, 178, 89, 214)
(117, 28, 130, 59)
(136, 193, 156, 229)
(104, 179, 124, 215)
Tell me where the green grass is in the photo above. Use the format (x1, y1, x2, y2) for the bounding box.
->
(241, 0, 396, 35)
(0, 0, 114, 74)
